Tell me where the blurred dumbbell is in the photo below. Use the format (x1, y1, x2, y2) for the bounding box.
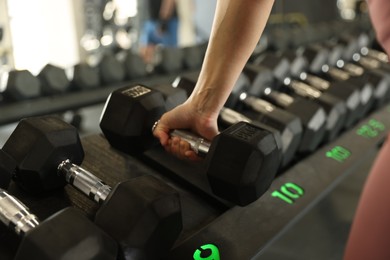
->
(300, 44, 375, 118)
(0, 189, 118, 259)
(284, 50, 362, 128)
(252, 54, 348, 142)
(317, 39, 390, 108)
(155, 46, 183, 74)
(0, 70, 41, 101)
(70, 63, 101, 91)
(182, 45, 203, 70)
(98, 52, 125, 84)
(325, 39, 390, 107)
(121, 51, 148, 79)
(37, 64, 70, 96)
(221, 67, 325, 153)
(2, 116, 182, 259)
(100, 84, 281, 206)
(223, 74, 306, 154)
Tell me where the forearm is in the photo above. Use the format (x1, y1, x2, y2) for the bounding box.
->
(189, 0, 274, 117)
(159, 0, 176, 20)
(344, 134, 390, 259)
(367, 0, 390, 55)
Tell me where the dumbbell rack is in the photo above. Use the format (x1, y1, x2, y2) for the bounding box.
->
(1, 105, 389, 259)
(145, 104, 390, 259)
(0, 72, 189, 126)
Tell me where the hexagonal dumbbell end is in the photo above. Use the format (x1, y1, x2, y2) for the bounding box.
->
(15, 207, 118, 260)
(94, 175, 182, 259)
(0, 189, 118, 259)
(1, 70, 41, 101)
(207, 122, 281, 206)
(171, 121, 281, 206)
(38, 64, 70, 95)
(100, 85, 166, 155)
(71, 63, 100, 90)
(1, 116, 84, 193)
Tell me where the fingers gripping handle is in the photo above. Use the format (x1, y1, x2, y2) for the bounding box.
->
(170, 130, 211, 157)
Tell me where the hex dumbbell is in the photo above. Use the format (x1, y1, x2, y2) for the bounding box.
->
(282, 50, 362, 128)
(301, 44, 375, 119)
(173, 75, 297, 168)
(0, 189, 118, 259)
(317, 40, 390, 110)
(250, 54, 348, 142)
(2, 116, 182, 259)
(0, 70, 41, 101)
(220, 69, 325, 154)
(37, 64, 70, 96)
(100, 84, 281, 206)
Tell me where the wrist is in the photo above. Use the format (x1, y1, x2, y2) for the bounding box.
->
(188, 88, 221, 118)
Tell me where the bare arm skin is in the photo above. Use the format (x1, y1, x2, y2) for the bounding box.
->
(153, 0, 274, 160)
(344, 1, 390, 258)
(159, 0, 176, 20)
(366, 0, 390, 55)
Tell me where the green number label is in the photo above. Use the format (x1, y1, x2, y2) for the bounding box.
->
(272, 183, 304, 204)
(326, 146, 351, 162)
(193, 244, 220, 260)
(356, 119, 385, 138)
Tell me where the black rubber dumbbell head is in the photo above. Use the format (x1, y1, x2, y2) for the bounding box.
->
(122, 51, 148, 79)
(71, 63, 101, 90)
(37, 64, 70, 95)
(95, 175, 182, 259)
(15, 207, 118, 260)
(253, 54, 347, 142)
(0, 150, 16, 189)
(182, 45, 203, 70)
(263, 91, 327, 153)
(99, 53, 125, 84)
(2, 116, 84, 193)
(100, 85, 166, 154)
(1, 70, 41, 101)
(155, 46, 183, 74)
(287, 54, 361, 128)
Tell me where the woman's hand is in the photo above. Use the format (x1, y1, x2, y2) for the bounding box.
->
(152, 100, 219, 161)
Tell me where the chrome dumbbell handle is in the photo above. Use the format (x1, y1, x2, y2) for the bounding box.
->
(58, 160, 112, 204)
(0, 189, 39, 235)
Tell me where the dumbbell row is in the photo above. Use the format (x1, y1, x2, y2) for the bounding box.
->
(0, 18, 374, 104)
(1, 54, 388, 258)
(0, 43, 206, 103)
(0, 116, 182, 259)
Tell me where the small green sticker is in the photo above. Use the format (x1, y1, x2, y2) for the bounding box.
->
(326, 146, 351, 162)
(356, 119, 385, 138)
(272, 182, 305, 204)
(193, 244, 220, 260)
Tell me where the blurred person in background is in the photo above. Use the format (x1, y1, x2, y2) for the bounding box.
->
(139, 0, 178, 64)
